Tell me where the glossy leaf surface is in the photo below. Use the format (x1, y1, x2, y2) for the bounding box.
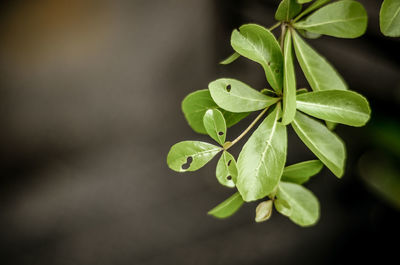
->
(231, 24, 283, 92)
(203, 109, 227, 145)
(209, 78, 279, 113)
(182, 89, 248, 134)
(380, 0, 400, 37)
(208, 192, 244, 218)
(296, 90, 371, 127)
(275, 0, 302, 21)
(167, 141, 221, 172)
(295, 0, 367, 38)
(277, 181, 320, 226)
(220, 52, 240, 65)
(237, 105, 287, 201)
(282, 30, 296, 125)
(216, 151, 238, 188)
(292, 31, 347, 91)
(282, 160, 324, 184)
(292, 111, 345, 178)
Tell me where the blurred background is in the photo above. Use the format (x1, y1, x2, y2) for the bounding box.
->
(0, 0, 399, 264)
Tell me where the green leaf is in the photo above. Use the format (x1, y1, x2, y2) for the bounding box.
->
(208, 78, 279, 113)
(296, 88, 309, 94)
(294, 0, 331, 22)
(255, 200, 273, 222)
(296, 90, 371, 127)
(203, 109, 227, 145)
(220, 52, 240, 65)
(298, 29, 322, 39)
(297, 0, 313, 3)
(237, 105, 287, 201)
(292, 31, 347, 91)
(274, 198, 292, 216)
(216, 151, 238, 188)
(277, 181, 320, 226)
(282, 160, 324, 184)
(380, 0, 400, 37)
(230, 24, 283, 92)
(282, 30, 297, 125)
(294, 0, 368, 38)
(325, 121, 337, 131)
(292, 111, 345, 178)
(167, 141, 221, 172)
(182, 89, 249, 134)
(261, 88, 277, 97)
(208, 192, 244, 219)
(275, 0, 302, 21)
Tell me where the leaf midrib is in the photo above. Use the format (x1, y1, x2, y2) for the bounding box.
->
(296, 100, 369, 119)
(293, 118, 331, 169)
(384, 5, 400, 32)
(293, 34, 320, 91)
(238, 30, 279, 90)
(299, 16, 365, 28)
(254, 109, 280, 179)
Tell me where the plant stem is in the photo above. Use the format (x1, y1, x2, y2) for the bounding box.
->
(269, 22, 281, 31)
(224, 107, 270, 151)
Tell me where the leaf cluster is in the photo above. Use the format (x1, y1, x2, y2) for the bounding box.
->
(167, 0, 371, 227)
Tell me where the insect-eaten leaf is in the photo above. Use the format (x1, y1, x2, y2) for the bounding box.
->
(292, 30, 347, 91)
(182, 89, 249, 134)
(294, 0, 368, 38)
(237, 105, 287, 201)
(296, 90, 371, 127)
(275, 0, 302, 21)
(216, 151, 238, 188)
(282, 160, 324, 184)
(209, 78, 279, 113)
(230, 24, 283, 92)
(255, 200, 273, 223)
(167, 141, 221, 172)
(282, 29, 297, 125)
(208, 192, 244, 219)
(203, 109, 227, 145)
(276, 181, 320, 226)
(292, 111, 345, 178)
(380, 0, 400, 37)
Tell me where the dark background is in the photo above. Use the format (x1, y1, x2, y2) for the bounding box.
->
(0, 0, 399, 264)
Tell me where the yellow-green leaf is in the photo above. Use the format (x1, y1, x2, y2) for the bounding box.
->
(292, 111, 345, 178)
(216, 151, 238, 188)
(294, 0, 368, 38)
(282, 30, 297, 125)
(209, 78, 279, 113)
(167, 141, 221, 172)
(231, 24, 283, 92)
(208, 192, 244, 219)
(237, 105, 287, 201)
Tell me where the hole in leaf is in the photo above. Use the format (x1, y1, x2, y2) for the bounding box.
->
(181, 156, 193, 170)
(226, 85, 231, 92)
(227, 175, 232, 180)
(227, 160, 232, 166)
(218, 131, 224, 136)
